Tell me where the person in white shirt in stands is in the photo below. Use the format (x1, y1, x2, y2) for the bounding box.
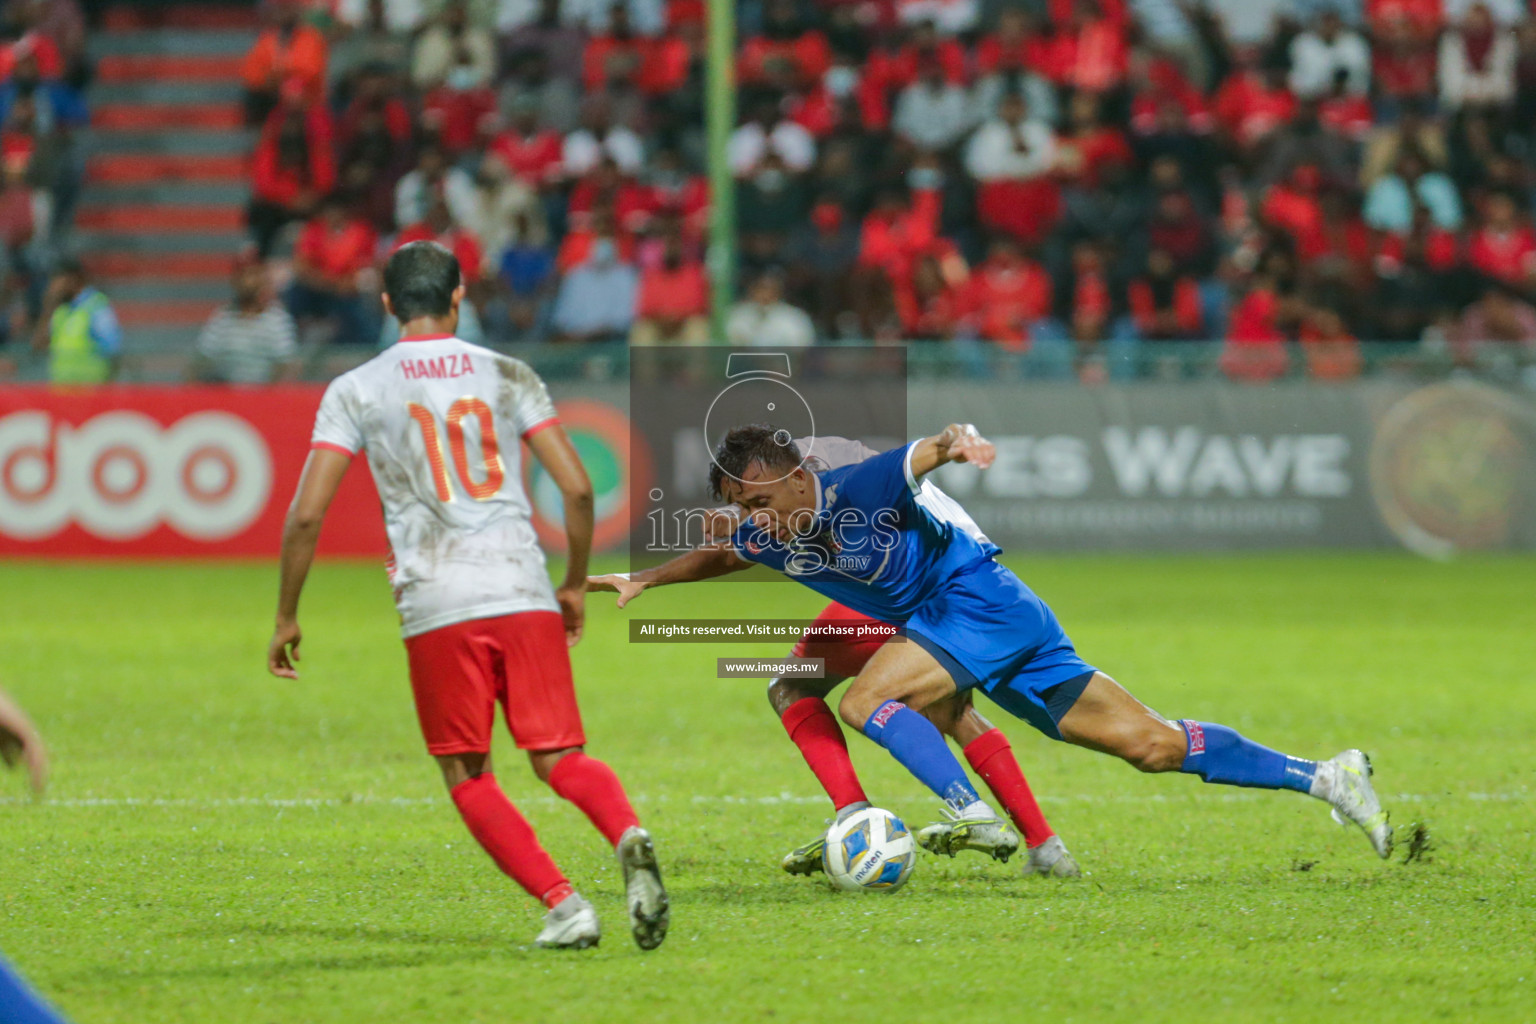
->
(892, 59, 978, 152)
(965, 91, 1056, 186)
(191, 257, 300, 384)
(1288, 11, 1370, 99)
(561, 95, 644, 177)
(726, 270, 816, 347)
(727, 98, 817, 177)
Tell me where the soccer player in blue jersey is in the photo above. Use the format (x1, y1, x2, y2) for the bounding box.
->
(656, 423, 1394, 860)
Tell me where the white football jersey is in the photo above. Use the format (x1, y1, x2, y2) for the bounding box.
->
(794, 435, 991, 547)
(311, 335, 561, 637)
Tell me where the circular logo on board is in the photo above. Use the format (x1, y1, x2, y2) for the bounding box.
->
(524, 400, 650, 553)
(1368, 384, 1534, 558)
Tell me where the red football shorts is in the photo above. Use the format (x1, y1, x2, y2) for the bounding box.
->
(404, 611, 585, 755)
(789, 602, 893, 678)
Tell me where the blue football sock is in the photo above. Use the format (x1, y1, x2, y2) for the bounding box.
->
(862, 701, 979, 807)
(1178, 720, 1317, 793)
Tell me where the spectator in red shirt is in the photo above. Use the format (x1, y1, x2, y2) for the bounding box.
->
(1128, 249, 1204, 340)
(894, 252, 966, 341)
(1221, 280, 1289, 381)
(1261, 162, 1325, 249)
(1055, 91, 1133, 191)
(1066, 0, 1129, 95)
(1367, 0, 1442, 36)
(1147, 186, 1215, 275)
(1213, 54, 1297, 153)
(488, 96, 564, 188)
(248, 102, 337, 256)
(1129, 55, 1213, 136)
(739, 0, 831, 90)
(789, 52, 891, 137)
(555, 204, 636, 273)
(1299, 305, 1362, 379)
(630, 236, 709, 344)
(1468, 190, 1536, 289)
(1373, 12, 1438, 115)
(395, 193, 486, 291)
(962, 237, 1060, 358)
(420, 77, 497, 157)
(0, 32, 61, 84)
(335, 64, 413, 153)
(241, 0, 328, 125)
(1317, 71, 1375, 141)
(568, 155, 652, 234)
(1062, 241, 1113, 343)
(868, 20, 968, 91)
(642, 147, 709, 240)
(976, 9, 1061, 82)
(287, 193, 380, 345)
(858, 186, 943, 289)
(583, 5, 649, 92)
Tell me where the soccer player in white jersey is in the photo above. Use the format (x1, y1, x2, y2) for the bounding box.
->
(590, 436, 1081, 879)
(266, 242, 667, 951)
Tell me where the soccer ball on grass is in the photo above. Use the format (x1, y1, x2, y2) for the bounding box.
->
(822, 807, 916, 892)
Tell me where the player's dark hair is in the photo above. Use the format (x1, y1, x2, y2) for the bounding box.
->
(709, 424, 802, 501)
(383, 241, 460, 323)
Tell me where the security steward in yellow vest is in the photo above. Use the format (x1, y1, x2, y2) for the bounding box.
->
(32, 259, 122, 385)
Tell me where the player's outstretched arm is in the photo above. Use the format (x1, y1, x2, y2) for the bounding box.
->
(906, 423, 996, 481)
(269, 448, 352, 679)
(526, 424, 595, 647)
(587, 543, 750, 608)
(0, 686, 47, 794)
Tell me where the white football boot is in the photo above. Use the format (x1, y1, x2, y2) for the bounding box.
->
(616, 826, 670, 951)
(916, 802, 1021, 863)
(1315, 749, 1394, 859)
(534, 892, 600, 950)
(1023, 835, 1082, 878)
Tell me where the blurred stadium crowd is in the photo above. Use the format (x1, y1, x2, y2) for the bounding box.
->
(10, 0, 1536, 383)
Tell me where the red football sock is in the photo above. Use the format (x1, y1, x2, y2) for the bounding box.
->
(964, 729, 1055, 848)
(450, 774, 571, 908)
(782, 696, 868, 811)
(546, 751, 641, 847)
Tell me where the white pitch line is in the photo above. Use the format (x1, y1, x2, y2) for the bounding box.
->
(0, 791, 1522, 810)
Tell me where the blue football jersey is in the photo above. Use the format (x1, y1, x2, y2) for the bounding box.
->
(731, 442, 1001, 625)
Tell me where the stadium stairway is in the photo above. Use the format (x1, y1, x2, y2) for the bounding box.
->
(80, 5, 258, 379)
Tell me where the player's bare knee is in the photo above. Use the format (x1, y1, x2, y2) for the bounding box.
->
(1121, 725, 1185, 773)
(836, 687, 877, 730)
(436, 751, 489, 790)
(767, 675, 839, 717)
(529, 746, 581, 783)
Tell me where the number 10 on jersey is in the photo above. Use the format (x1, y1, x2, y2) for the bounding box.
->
(407, 398, 505, 502)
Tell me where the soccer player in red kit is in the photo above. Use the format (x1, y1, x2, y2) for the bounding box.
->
(267, 241, 667, 951)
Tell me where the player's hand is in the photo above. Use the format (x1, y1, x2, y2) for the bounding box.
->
(556, 586, 585, 647)
(268, 618, 303, 679)
(0, 694, 47, 795)
(946, 424, 995, 470)
(586, 573, 649, 609)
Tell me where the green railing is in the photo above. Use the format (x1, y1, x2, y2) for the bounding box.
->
(10, 338, 1529, 386)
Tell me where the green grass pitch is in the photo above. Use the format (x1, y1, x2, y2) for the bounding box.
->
(2, 555, 1534, 1023)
